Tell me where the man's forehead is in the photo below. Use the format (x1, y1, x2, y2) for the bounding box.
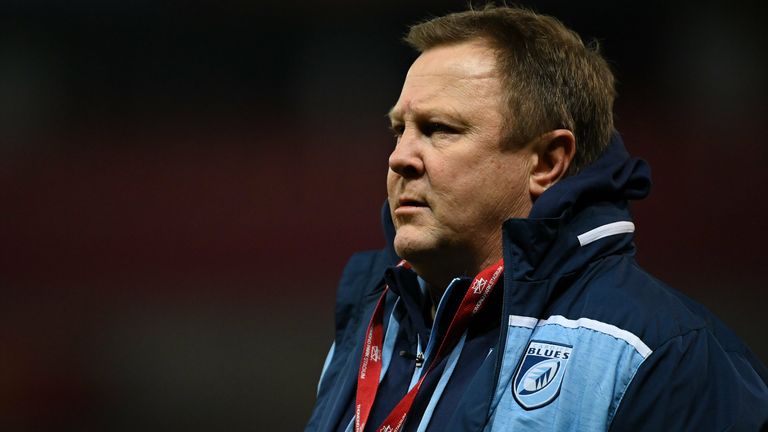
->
(410, 40, 498, 78)
(388, 41, 500, 122)
(388, 81, 499, 125)
(388, 81, 498, 123)
(388, 95, 457, 122)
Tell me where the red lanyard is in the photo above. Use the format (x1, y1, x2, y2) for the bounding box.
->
(354, 259, 504, 432)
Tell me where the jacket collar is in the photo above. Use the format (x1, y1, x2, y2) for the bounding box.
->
(502, 132, 651, 281)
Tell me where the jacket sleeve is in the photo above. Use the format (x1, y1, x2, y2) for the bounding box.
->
(609, 327, 768, 431)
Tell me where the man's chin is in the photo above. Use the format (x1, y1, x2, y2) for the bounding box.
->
(392, 234, 436, 263)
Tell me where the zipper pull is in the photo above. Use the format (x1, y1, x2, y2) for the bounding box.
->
(399, 351, 426, 368)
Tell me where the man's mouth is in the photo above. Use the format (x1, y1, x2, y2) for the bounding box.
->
(398, 197, 428, 208)
(397, 197, 429, 210)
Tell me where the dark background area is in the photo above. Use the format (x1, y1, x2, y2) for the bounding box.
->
(1, 1, 766, 430)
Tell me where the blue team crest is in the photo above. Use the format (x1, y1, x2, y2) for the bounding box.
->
(513, 340, 572, 409)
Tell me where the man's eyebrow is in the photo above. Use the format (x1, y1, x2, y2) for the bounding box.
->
(386, 105, 472, 131)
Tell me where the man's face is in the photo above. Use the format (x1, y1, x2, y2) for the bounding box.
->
(387, 40, 535, 278)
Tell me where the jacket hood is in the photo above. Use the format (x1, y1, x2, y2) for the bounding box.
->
(501, 132, 651, 286)
(529, 132, 651, 219)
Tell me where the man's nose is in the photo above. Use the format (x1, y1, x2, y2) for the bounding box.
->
(388, 128, 425, 179)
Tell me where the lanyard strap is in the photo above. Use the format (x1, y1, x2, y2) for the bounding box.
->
(354, 259, 504, 432)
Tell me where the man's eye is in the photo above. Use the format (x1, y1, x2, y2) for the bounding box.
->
(422, 122, 457, 136)
(389, 124, 405, 137)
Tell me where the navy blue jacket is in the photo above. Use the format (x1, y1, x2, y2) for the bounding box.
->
(306, 134, 768, 431)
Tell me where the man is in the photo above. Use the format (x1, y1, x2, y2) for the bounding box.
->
(307, 5, 768, 431)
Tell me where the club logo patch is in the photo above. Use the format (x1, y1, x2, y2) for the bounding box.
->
(513, 340, 572, 409)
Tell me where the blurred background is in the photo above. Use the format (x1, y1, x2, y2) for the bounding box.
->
(1, 0, 766, 430)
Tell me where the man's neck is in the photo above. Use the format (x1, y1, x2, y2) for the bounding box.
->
(411, 253, 501, 304)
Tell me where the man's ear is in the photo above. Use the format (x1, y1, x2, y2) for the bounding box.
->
(529, 129, 575, 199)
